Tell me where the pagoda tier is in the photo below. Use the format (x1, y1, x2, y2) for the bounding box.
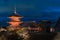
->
(8, 16, 22, 22)
(8, 22, 22, 26)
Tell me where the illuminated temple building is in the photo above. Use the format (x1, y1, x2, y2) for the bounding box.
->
(8, 7, 23, 31)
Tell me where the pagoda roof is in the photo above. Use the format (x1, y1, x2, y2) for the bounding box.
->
(9, 6, 23, 17)
(9, 13, 22, 17)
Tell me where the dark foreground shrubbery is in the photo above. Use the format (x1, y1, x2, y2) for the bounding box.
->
(0, 31, 57, 40)
(0, 31, 23, 40)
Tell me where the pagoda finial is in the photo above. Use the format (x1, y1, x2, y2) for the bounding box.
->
(14, 5, 17, 14)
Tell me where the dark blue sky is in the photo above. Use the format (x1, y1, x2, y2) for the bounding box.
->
(0, 0, 60, 22)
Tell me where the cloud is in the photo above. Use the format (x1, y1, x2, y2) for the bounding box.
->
(44, 7, 60, 12)
(0, 7, 12, 13)
(48, 0, 60, 2)
(17, 4, 35, 10)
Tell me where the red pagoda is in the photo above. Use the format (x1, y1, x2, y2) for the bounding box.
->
(8, 6, 23, 31)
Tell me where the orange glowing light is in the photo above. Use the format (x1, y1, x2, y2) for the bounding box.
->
(8, 22, 22, 26)
(28, 27, 42, 31)
(8, 15, 23, 27)
(9, 16, 21, 21)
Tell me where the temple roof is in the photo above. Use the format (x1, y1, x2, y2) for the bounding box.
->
(9, 6, 23, 17)
(9, 13, 22, 17)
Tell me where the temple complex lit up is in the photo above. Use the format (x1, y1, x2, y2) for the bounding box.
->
(3, 6, 54, 32)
